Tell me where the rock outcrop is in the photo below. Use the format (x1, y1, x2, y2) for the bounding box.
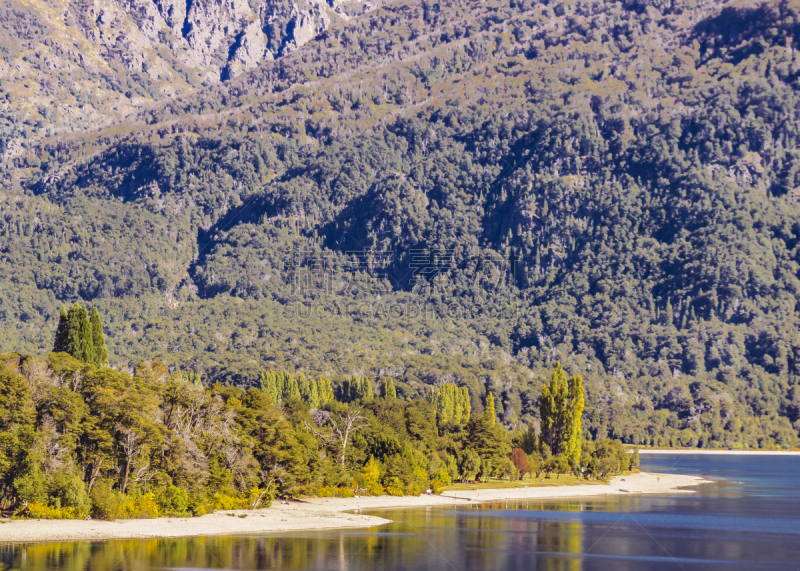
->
(0, 0, 382, 159)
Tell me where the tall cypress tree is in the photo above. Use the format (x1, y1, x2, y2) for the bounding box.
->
(78, 305, 94, 364)
(485, 391, 496, 425)
(90, 307, 108, 366)
(53, 307, 69, 353)
(65, 303, 94, 363)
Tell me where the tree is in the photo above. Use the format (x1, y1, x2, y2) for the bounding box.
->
(381, 377, 396, 400)
(317, 378, 334, 406)
(53, 307, 69, 354)
(305, 408, 368, 469)
(90, 307, 108, 367)
(430, 384, 471, 425)
(520, 424, 538, 454)
(509, 448, 529, 479)
(458, 448, 481, 482)
(465, 415, 510, 479)
(361, 456, 380, 484)
(563, 374, 584, 465)
(485, 391, 496, 425)
(65, 304, 94, 364)
(540, 363, 584, 462)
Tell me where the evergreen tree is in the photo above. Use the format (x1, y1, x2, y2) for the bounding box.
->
(485, 391, 496, 425)
(65, 304, 94, 364)
(89, 307, 108, 366)
(52, 307, 69, 353)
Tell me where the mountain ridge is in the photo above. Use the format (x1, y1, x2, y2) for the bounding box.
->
(2, 0, 800, 449)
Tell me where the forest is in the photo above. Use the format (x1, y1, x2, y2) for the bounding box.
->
(0, 0, 800, 451)
(0, 313, 629, 519)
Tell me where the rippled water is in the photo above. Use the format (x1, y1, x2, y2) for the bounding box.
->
(2, 454, 799, 570)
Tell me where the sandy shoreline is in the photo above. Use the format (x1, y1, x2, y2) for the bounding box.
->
(638, 449, 800, 455)
(0, 472, 709, 544)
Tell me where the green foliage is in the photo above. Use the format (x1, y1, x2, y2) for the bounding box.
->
(57, 304, 108, 365)
(156, 485, 190, 516)
(485, 392, 496, 426)
(540, 363, 584, 463)
(89, 308, 108, 367)
(65, 304, 94, 365)
(381, 377, 397, 400)
(90, 480, 122, 520)
(48, 470, 91, 517)
(3, 0, 800, 469)
(53, 308, 68, 354)
(429, 384, 471, 426)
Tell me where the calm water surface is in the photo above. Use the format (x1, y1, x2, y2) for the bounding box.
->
(2, 454, 799, 570)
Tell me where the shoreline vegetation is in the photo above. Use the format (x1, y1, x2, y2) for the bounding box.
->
(0, 472, 709, 543)
(3, 325, 639, 526)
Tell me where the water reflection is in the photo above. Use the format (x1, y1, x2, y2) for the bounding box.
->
(3, 455, 800, 571)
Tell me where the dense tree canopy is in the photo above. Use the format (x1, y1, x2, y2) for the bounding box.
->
(0, 0, 799, 449)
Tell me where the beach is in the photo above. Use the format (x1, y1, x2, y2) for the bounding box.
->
(0, 472, 709, 543)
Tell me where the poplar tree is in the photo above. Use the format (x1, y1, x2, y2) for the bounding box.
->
(362, 377, 374, 402)
(90, 307, 108, 366)
(540, 362, 584, 462)
(317, 378, 334, 405)
(260, 371, 280, 404)
(485, 391, 496, 425)
(53, 307, 69, 353)
(563, 374, 585, 464)
(381, 377, 396, 400)
(461, 386, 471, 423)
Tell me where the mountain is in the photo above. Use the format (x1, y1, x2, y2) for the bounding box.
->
(0, 0, 378, 158)
(2, 0, 800, 449)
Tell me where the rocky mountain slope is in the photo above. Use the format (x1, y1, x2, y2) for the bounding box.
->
(2, 0, 800, 448)
(0, 0, 377, 158)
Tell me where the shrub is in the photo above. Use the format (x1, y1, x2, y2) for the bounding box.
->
(212, 493, 249, 510)
(118, 493, 160, 519)
(13, 466, 47, 504)
(406, 482, 422, 496)
(49, 471, 91, 517)
(157, 485, 190, 516)
(385, 477, 405, 496)
(366, 482, 384, 496)
(431, 480, 446, 494)
(14, 502, 76, 520)
(90, 480, 121, 520)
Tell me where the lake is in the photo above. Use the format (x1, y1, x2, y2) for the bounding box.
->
(2, 454, 799, 570)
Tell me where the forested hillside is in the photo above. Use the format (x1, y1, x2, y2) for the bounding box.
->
(2, 0, 800, 449)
